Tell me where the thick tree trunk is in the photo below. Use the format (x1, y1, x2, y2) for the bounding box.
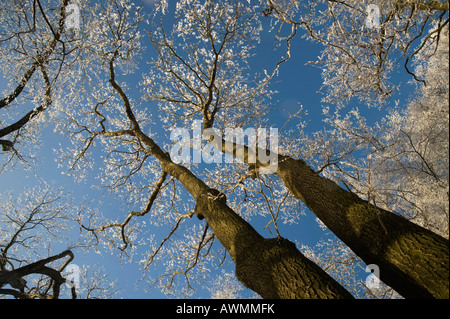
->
(193, 187, 354, 299)
(277, 156, 449, 299)
(205, 130, 448, 298)
(144, 149, 354, 298)
(110, 52, 354, 299)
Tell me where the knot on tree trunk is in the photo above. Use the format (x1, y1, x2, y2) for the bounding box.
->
(194, 188, 226, 220)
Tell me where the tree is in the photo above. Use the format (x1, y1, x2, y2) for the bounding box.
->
(261, 0, 449, 106)
(252, 0, 449, 298)
(0, 185, 118, 299)
(0, 249, 76, 299)
(318, 23, 449, 238)
(0, 0, 79, 171)
(138, 0, 449, 298)
(208, 271, 250, 299)
(299, 230, 401, 299)
(63, 0, 447, 298)
(1, 0, 448, 299)
(63, 0, 353, 298)
(0, 185, 75, 299)
(296, 22, 448, 299)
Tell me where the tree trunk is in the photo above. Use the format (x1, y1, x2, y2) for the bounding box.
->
(193, 187, 354, 299)
(205, 131, 448, 298)
(112, 53, 354, 299)
(277, 156, 449, 299)
(158, 160, 353, 298)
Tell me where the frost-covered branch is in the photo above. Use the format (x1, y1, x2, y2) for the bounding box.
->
(262, 0, 449, 105)
(79, 170, 168, 251)
(0, 0, 82, 170)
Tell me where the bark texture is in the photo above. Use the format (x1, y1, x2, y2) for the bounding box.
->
(193, 188, 354, 299)
(135, 130, 353, 298)
(277, 156, 449, 299)
(108, 60, 353, 299)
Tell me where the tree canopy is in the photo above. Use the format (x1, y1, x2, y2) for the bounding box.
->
(1, 0, 448, 299)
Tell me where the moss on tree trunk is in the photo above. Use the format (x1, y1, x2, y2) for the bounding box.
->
(193, 188, 354, 299)
(277, 156, 449, 299)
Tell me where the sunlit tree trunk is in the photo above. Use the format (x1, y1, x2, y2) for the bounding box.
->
(155, 158, 354, 298)
(207, 128, 448, 298)
(277, 156, 449, 299)
(192, 186, 354, 299)
(108, 46, 355, 298)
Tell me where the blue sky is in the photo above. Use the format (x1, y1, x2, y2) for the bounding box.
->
(0, 0, 419, 299)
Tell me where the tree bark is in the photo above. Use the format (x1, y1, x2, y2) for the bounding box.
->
(277, 156, 449, 299)
(110, 58, 354, 299)
(193, 187, 354, 299)
(154, 158, 353, 298)
(128, 130, 354, 298)
(205, 130, 448, 298)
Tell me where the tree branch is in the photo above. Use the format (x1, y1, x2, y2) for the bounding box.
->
(0, 250, 75, 299)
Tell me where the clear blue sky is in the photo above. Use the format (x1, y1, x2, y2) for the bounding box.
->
(0, 0, 416, 299)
